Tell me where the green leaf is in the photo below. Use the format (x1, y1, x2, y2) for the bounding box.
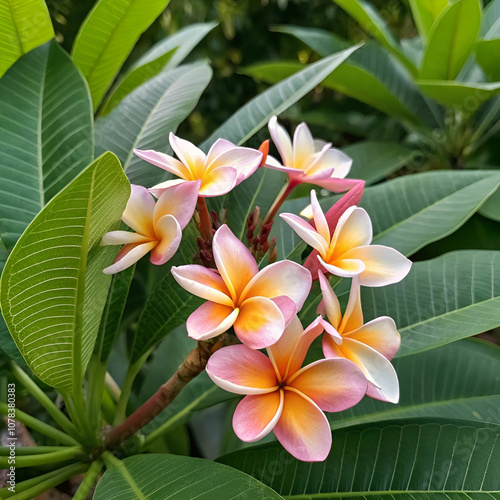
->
(0, 153, 130, 393)
(332, 0, 415, 74)
(130, 222, 202, 363)
(481, 0, 500, 39)
(476, 38, 500, 82)
(218, 419, 500, 498)
(100, 22, 217, 115)
(420, 0, 481, 81)
(272, 25, 435, 125)
(199, 45, 361, 151)
(333, 339, 500, 429)
(95, 263, 135, 363)
(72, 0, 171, 111)
(0, 0, 54, 78)
(0, 41, 94, 250)
(417, 79, 500, 110)
(409, 0, 449, 42)
(275, 170, 500, 262)
(95, 62, 212, 186)
(94, 454, 283, 499)
(479, 188, 500, 222)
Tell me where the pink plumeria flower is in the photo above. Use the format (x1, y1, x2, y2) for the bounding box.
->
(134, 133, 263, 198)
(318, 272, 400, 403)
(206, 316, 367, 462)
(100, 181, 200, 274)
(265, 116, 361, 192)
(280, 190, 412, 287)
(171, 225, 311, 349)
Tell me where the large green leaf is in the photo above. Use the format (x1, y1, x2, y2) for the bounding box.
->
(0, 0, 54, 78)
(481, 0, 500, 39)
(95, 62, 212, 186)
(417, 79, 500, 110)
(332, 339, 500, 429)
(272, 25, 436, 126)
(332, 0, 415, 74)
(409, 0, 449, 42)
(420, 0, 481, 80)
(275, 170, 500, 261)
(72, 0, 171, 111)
(479, 188, 500, 222)
(100, 22, 217, 115)
(199, 45, 360, 151)
(0, 153, 130, 393)
(0, 41, 94, 250)
(94, 454, 283, 499)
(476, 38, 500, 82)
(218, 419, 500, 498)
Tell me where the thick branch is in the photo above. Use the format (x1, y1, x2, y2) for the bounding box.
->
(105, 335, 235, 449)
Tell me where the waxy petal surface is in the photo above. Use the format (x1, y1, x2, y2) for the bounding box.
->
(293, 122, 315, 170)
(169, 132, 206, 177)
(206, 345, 278, 395)
(268, 116, 293, 167)
(273, 389, 332, 462)
(122, 185, 156, 238)
(100, 231, 151, 246)
(317, 271, 342, 329)
(233, 391, 283, 442)
(187, 302, 238, 340)
(338, 277, 363, 333)
(153, 180, 200, 228)
(198, 166, 238, 197)
(310, 190, 330, 244)
(207, 146, 262, 183)
(149, 214, 181, 266)
(234, 296, 285, 349)
(133, 149, 191, 180)
(280, 213, 328, 255)
(331, 206, 372, 256)
(318, 255, 365, 278)
(103, 241, 157, 275)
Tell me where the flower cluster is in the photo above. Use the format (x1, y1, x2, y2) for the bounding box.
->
(101, 117, 411, 462)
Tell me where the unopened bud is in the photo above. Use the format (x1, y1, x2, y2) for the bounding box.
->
(252, 206, 261, 227)
(268, 237, 277, 264)
(258, 140, 269, 167)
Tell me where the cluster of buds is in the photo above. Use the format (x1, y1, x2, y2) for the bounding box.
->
(246, 206, 277, 263)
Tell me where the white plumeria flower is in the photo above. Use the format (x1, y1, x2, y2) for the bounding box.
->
(280, 190, 412, 287)
(134, 133, 263, 198)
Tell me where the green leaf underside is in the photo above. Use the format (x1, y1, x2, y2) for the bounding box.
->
(95, 62, 212, 187)
(481, 0, 500, 39)
(0, 0, 54, 78)
(332, 339, 500, 429)
(94, 454, 283, 499)
(0, 153, 129, 393)
(100, 22, 217, 115)
(275, 170, 500, 262)
(72, 0, 172, 111)
(218, 419, 500, 498)
(420, 0, 481, 81)
(0, 41, 94, 250)
(479, 188, 500, 222)
(200, 45, 361, 151)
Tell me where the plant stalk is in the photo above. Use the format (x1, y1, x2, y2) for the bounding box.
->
(73, 459, 103, 500)
(196, 196, 213, 241)
(261, 179, 298, 228)
(0, 446, 85, 468)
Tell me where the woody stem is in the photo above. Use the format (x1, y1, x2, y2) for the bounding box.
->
(197, 196, 213, 241)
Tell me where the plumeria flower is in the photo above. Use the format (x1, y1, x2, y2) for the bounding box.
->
(134, 133, 263, 198)
(100, 181, 200, 275)
(265, 116, 361, 192)
(318, 272, 400, 403)
(171, 225, 311, 349)
(206, 316, 367, 462)
(280, 190, 412, 286)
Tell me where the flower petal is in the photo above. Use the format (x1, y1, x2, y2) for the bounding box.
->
(133, 149, 192, 180)
(153, 180, 201, 229)
(310, 190, 330, 244)
(322, 331, 346, 359)
(264, 155, 298, 175)
(187, 302, 239, 341)
(308, 148, 352, 178)
(289, 358, 367, 412)
(341, 338, 400, 404)
(317, 271, 341, 329)
(206, 345, 278, 395)
(319, 317, 343, 346)
(280, 213, 328, 255)
(169, 132, 206, 177)
(234, 296, 285, 349)
(206, 146, 262, 183)
(103, 241, 157, 275)
(303, 249, 323, 281)
(240, 260, 312, 311)
(171, 265, 233, 306)
(342, 245, 412, 287)
(148, 179, 189, 199)
(272, 295, 297, 327)
(338, 277, 363, 333)
(331, 207, 372, 257)
(273, 389, 332, 462)
(318, 255, 365, 278)
(268, 116, 293, 167)
(212, 225, 258, 302)
(345, 316, 400, 360)
(323, 181, 365, 234)
(312, 176, 364, 193)
(293, 122, 315, 171)
(122, 185, 155, 238)
(100, 231, 151, 246)
(149, 214, 181, 266)
(233, 391, 283, 442)
(205, 138, 236, 165)
(199, 166, 238, 197)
